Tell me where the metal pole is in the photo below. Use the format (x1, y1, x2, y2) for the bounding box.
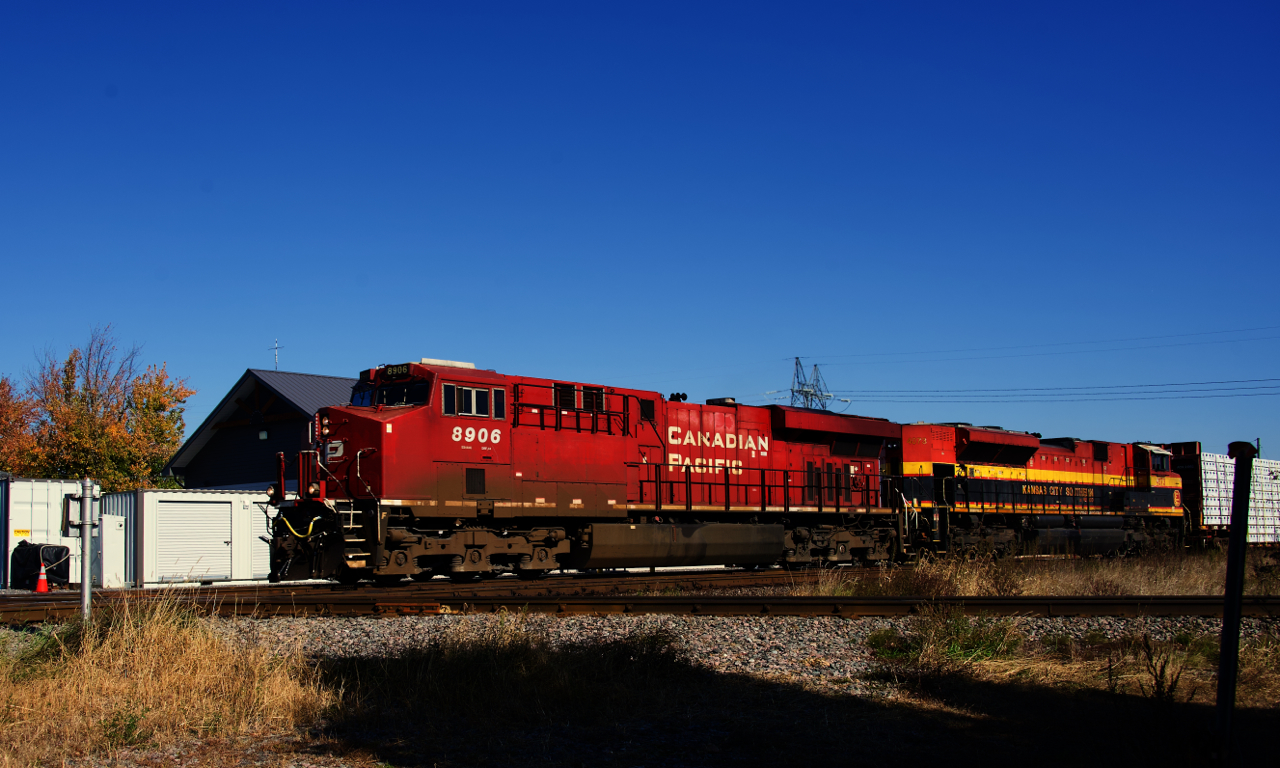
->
(79, 476, 93, 621)
(1217, 441, 1256, 765)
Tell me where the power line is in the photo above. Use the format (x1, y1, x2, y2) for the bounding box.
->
(796, 324, 1280, 361)
(815, 334, 1280, 367)
(835, 392, 1280, 404)
(830, 377, 1280, 394)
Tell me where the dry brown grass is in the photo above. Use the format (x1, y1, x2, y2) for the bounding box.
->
(797, 548, 1280, 597)
(964, 631, 1280, 709)
(867, 610, 1280, 711)
(0, 597, 333, 767)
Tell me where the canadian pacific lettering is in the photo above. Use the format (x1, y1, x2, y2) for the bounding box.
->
(666, 426, 767, 453)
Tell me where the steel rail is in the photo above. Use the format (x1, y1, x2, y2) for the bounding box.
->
(3, 593, 1278, 623)
(2, 566, 825, 603)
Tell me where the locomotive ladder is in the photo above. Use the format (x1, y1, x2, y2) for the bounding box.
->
(341, 508, 371, 560)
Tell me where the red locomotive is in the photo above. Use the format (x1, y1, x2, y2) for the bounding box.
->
(266, 359, 1185, 582)
(268, 358, 901, 582)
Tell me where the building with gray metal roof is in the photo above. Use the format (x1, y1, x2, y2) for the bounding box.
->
(164, 369, 357, 490)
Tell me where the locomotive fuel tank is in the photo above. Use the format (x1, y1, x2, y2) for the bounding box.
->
(570, 523, 785, 569)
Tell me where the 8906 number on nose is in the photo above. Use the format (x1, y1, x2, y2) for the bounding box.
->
(452, 426, 502, 444)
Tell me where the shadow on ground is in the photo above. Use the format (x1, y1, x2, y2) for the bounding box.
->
(299, 633, 1279, 768)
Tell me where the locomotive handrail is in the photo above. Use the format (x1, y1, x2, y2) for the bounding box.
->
(638, 463, 886, 516)
(636, 463, 1148, 520)
(509, 382, 635, 437)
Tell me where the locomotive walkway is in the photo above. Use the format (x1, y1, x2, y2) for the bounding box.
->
(2, 568, 1278, 622)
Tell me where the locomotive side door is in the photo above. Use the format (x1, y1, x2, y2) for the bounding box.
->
(629, 445, 665, 505)
(1132, 445, 1152, 492)
(932, 463, 955, 551)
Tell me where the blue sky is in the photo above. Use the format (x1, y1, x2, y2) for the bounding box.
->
(1, 2, 1277, 456)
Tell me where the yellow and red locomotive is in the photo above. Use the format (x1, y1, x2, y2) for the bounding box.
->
(892, 423, 1182, 557)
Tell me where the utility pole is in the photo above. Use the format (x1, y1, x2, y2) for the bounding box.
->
(79, 476, 93, 620)
(1216, 441, 1257, 765)
(789, 357, 833, 410)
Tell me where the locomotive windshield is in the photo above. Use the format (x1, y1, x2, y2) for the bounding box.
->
(349, 381, 432, 407)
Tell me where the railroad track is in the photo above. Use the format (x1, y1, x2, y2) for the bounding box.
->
(4, 590, 1278, 623)
(0, 566, 827, 623)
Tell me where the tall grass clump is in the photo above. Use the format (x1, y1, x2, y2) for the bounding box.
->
(0, 597, 332, 766)
(797, 556, 1023, 598)
(866, 606, 1023, 667)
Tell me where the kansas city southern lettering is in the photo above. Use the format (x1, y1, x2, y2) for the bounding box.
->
(1020, 484, 1095, 500)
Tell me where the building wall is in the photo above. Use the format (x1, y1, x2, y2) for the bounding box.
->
(180, 419, 309, 489)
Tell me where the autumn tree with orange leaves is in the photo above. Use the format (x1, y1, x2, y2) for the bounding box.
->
(0, 327, 195, 492)
(0, 376, 37, 475)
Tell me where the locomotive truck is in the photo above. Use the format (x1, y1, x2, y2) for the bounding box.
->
(266, 359, 1185, 583)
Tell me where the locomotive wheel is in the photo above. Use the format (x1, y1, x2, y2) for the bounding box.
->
(450, 572, 480, 583)
(335, 568, 369, 586)
(516, 569, 547, 581)
(374, 574, 406, 586)
(410, 570, 436, 582)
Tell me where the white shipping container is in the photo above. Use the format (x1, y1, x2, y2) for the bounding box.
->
(2, 478, 102, 589)
(1199, 455, 1280, 542)
(103, 489, 273, 586)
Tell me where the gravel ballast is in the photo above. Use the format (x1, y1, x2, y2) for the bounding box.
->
(210, 612, 1280, 696)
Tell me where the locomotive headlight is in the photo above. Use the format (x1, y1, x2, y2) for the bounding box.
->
(321, 425, 331, 437)
(307, 482, 321, 496)
(266, 484, 276, 500)
(321, 415, 330, 426)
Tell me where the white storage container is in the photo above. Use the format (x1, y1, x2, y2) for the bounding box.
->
(103, 489, 273, 586)
(2, 478, 102, 588)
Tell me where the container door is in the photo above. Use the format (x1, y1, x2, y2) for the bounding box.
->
(156, 501, 232, 581)
(251, 500, 272, 578)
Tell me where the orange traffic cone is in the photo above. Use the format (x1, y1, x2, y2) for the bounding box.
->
(35, 563, 49, 593)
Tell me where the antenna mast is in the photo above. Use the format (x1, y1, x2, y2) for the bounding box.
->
(268, 339, 284, 370)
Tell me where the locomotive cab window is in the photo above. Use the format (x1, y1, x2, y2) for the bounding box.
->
(1151, 453, 1170, 472)
(375, 380, 431, 407)
(350, 385, 374, 407)
(443, 383, 502, 418)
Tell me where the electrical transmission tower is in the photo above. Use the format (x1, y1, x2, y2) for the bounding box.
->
(789, 357, 833, 410)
